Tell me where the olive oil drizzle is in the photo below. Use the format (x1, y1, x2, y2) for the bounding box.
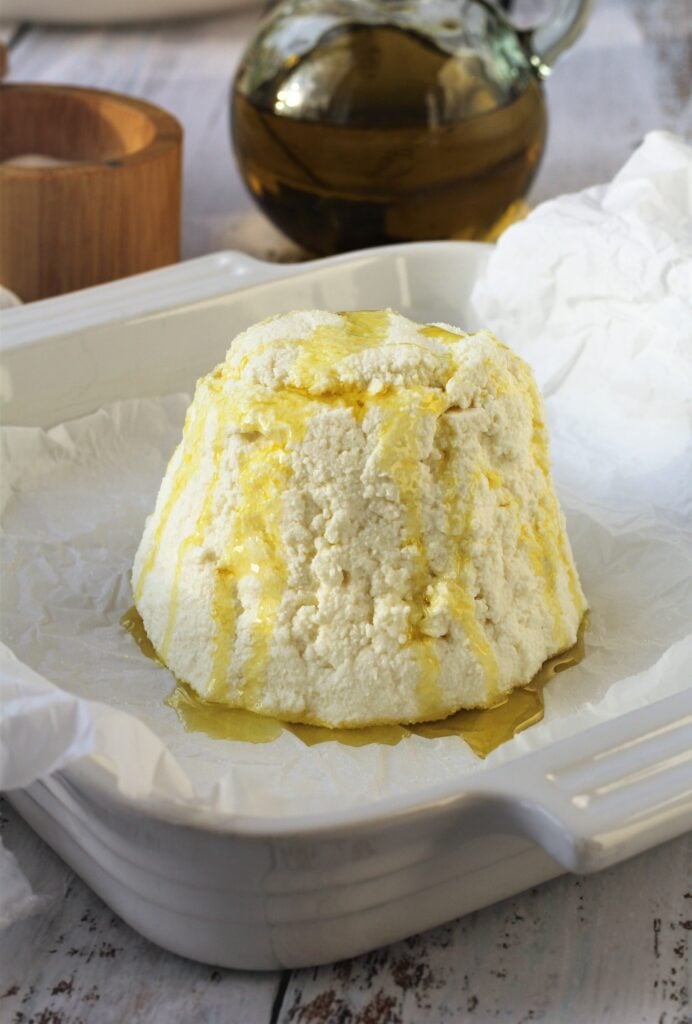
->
(121, 605, 587, 758)
(208, 387, 313, 703)
(161, 383, 227, 663)
(132, 312, 584, 727)
(133, 401, 210, 604)
(230, 437, 293, 707)
(437, 423, 500, 702)
(374, 387, 447, 716)
(174, 311, 462, 716)
(525, 375, 587, 645)
(121, 604, 164, 665)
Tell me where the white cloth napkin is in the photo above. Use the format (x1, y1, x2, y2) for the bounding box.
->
(472, 130, 692, 524)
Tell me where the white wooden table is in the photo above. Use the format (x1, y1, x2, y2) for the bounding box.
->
(2, 1, 691, 1021)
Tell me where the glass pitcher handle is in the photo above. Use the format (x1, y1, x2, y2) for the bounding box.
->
(519, 0, 594, 78)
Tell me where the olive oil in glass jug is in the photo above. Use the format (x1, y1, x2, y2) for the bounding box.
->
(232, 0, 592, 255)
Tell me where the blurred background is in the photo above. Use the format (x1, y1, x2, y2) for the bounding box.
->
(2, 0, 689, 263)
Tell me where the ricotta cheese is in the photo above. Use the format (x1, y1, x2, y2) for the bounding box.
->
(132, 309, 587, 727)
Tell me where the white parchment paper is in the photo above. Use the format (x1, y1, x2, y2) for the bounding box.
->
(1, 132, 691, 823)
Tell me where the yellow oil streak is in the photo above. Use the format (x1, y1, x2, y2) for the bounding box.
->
(524, 373, 587, 645)
(122, 608, 587, 757)
(133, 311, 584, 734)
(419, 324, 466, 345)
(229, 310, 456, 394)
(412, 613, 587, 755)
(204, 388, 314, 702)
(229, 310, 392, 386)
(211, 311, 456, 717)
(121, 604, 164, 665)
(437, 419, 500, 703)
(226, 439, 293, 707)
(373, 387, 448, 717)
(161, 392, 227, 662)
(133, 402, 210, 603)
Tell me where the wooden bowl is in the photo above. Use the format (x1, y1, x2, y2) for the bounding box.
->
(0, 84, 182, 302)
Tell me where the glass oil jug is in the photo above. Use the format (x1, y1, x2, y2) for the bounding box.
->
(232, 0, 592, 255)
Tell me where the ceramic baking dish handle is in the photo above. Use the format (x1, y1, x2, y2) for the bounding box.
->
(0, 249, 294, 350)
(478, 689, 692, 874)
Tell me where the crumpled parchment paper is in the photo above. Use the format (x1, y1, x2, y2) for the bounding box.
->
(1, 131, 690, 837)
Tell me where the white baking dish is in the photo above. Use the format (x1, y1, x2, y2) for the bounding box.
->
(2, 242, 691, 970)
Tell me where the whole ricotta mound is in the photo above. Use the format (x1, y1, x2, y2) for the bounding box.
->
(133, 309, 587, 727)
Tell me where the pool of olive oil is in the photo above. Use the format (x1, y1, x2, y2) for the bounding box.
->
(121, 606, 586, 758)
(232, 24, 546, 254)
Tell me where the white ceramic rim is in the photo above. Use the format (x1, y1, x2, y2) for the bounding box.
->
(2, 241, 691, 874)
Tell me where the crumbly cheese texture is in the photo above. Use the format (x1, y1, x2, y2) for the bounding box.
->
(132, 309, 587, 727)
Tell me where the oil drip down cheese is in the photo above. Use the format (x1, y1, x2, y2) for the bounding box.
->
(132, 309, 587, 728)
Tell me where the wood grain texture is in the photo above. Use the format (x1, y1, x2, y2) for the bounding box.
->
(2, 797, 690, 1024)
(5, 0, 691, 262)
(277, 837, 692, 1024)
(5, 9, 265, 261)
(0, 84, 181, 301)
(0, 800, 281, 1024)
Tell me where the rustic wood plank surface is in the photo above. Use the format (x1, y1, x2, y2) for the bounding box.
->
(0, 800, 283, 1024)
(276, 836, 691, 1024)
(2, 798, 690, 1024)
(2, 1, 691, 1021)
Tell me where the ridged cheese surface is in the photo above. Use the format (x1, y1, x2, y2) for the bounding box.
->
(132, 309, 586, 727)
